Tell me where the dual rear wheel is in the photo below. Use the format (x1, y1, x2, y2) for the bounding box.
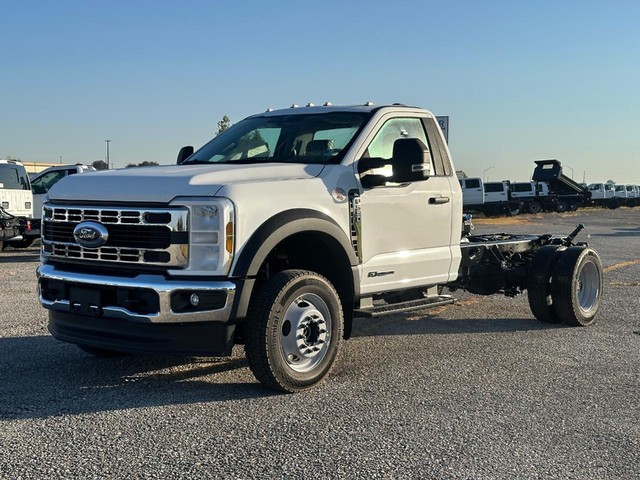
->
(527, 246, 603, 326)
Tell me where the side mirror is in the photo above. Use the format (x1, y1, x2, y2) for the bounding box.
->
(357, 157, 391, 188)
(391, 138, 432, 183)
(357, 156, 388, 174)
(177, 146, 194, 164)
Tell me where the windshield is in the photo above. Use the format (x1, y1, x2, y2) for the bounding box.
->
(184, 112, 370, 165)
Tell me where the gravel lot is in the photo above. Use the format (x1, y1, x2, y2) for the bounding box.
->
(1, 208, 638, 479)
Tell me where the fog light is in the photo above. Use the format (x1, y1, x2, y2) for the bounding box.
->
(190, 293, 200, 307)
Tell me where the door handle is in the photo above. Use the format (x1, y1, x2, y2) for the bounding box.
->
(429, 196, 450, 205)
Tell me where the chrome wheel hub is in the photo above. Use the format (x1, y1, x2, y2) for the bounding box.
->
(280, 293, 331, 373)
(577, 261, 600, 313)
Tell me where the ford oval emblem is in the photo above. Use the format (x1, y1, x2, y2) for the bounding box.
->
(73, 221, 109, 248)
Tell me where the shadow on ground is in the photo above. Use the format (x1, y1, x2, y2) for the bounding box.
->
(0, 335, 272, 421)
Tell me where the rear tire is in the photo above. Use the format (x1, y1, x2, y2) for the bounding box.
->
(607, 199, 620, 209)
(245, 270, 343, 392)
(527, 246, 562, 323)
(552, 247, 603, 326)
(555, 200, 568, 213)
(527, 200, 542, 214)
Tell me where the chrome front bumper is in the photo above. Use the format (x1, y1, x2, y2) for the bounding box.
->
(37, 264, 236, 324)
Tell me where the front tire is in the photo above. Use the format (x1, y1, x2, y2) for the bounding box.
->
(245, 270, 344, 392)
(552, 247, 603, 326)
(6, 237, 35, 249)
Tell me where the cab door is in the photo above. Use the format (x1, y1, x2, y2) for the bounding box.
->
(356, 114, 459, 295)
(31, 169, 71, 220)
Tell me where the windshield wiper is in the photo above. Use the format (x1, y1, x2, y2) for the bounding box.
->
(216, 158, 274, 165)
(181, 158, 210, 165)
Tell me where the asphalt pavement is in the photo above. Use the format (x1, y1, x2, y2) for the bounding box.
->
(1, 208, 638, 479)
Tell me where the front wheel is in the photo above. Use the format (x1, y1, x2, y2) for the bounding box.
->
(245, 270, 344, 392)
(552, 247, 603, 326)
(6, 237, 35, 249)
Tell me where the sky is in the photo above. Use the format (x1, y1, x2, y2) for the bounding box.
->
(2, 0, 639, 183)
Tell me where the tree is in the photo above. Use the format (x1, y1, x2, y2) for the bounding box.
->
(125, 161, 160, 168)
(92, 160, 108, 170)
(216, 115, 231, 136)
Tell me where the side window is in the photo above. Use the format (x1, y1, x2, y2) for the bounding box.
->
(365, 118, 431, 177)
(466, 179, 480, 189)
(484, 183, 505, 193)
(422, 117, 453, 176)
(0, 166, 25, 190)
(31, 170, 67, 195)
(367, 118, 429, 160)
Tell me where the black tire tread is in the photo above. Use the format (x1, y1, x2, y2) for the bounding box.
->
(527, 246, 562, 323)
(244, 269, 343, 393)
(552, 247, 603, 326)
(528, 201, 542, 214)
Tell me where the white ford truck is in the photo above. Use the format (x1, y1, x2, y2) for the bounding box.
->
(37, 103, 604, 392)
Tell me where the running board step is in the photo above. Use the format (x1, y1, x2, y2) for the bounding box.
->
(355, 295, 456, 318)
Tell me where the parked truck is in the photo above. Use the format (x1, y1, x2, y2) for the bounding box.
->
(531, 159, 591, 212)
(0, 159, 33, 248)
(37, 103, 604, 392)
(612, 184, 639, 207)
(27, 164, 97, 246)
(508, 181, 558, 214)
(459, 177, 521, 216)
(587, 182, 618, 208)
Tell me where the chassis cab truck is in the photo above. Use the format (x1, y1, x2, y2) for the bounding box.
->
(0, 159, 33, 248)
(37, 104, 604, 392)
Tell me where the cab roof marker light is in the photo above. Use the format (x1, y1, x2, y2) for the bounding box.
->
(290, 104, 299, 108)
(323, 102, 332, 106)
(364, 101, 374, 106)
(265, 108, 273, 112)
(306, 102, 314, 107)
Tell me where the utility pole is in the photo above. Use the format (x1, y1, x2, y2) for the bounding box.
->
(105, 140, 111, 169)
(483, 166, 494, 182)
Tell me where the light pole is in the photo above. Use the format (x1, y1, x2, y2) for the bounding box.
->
(564, 164, 574, 179)
(105, 140, 111, 169)
(59, 155, 62, 164)
(483, 166, 494, 182)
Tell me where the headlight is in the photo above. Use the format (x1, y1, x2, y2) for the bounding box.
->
(170, 197, 235, 276)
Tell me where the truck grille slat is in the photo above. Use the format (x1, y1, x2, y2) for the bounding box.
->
(42, 205, 189, 267)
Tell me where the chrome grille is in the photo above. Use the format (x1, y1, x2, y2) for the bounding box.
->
(42, 205, 189, 267)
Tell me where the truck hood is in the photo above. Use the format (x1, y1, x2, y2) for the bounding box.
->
(47, 163, 325, 203)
